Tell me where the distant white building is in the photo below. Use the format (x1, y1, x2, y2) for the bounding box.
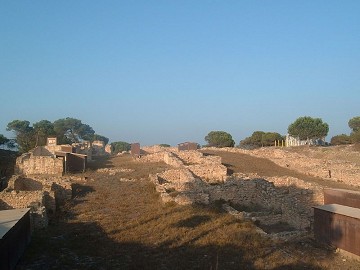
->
(285, 134, 326, 147)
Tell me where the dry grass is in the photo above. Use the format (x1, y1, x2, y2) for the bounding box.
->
(17, 154, 360, 269)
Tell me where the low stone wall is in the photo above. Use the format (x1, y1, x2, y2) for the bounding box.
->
(175, 151, 227, 182)
(0, 190, 48, 228)
(138, 152, 165, 163)
(11, 176, 43, 191)
(15, 153, 63, 176)
(143, 147, 319, 229)
(204, 146, 360, 187)
(7, 175, 72, 207)
(151, 172, 313, 230)
(2, 174, 73, 228)
(163, 152, 183, 167)
(187, 164, 227, 183)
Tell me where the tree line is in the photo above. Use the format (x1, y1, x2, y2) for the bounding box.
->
(1, 115, 360, 152)
(205, 116, 360, 148)
(1, 117, 109, 153)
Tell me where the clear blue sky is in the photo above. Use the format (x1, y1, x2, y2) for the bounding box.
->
(1, 1, 359, 146)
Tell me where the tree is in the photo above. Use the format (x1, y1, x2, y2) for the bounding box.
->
(350, 131, 360, 144)
(261, 132, 283, 146)
(6, 120, 35, 153)
(348, 116, 360, 133)
(159, 144, 171, 147)
(251, 131, 265, 146)
(240, 131, 283, 147)
(0, 134, 9, 146)
(288, 116, 329, 140)
(92, 134, 109, 145)
(205, 131, 235, 148)
(330, 134, 352, 145)
(111, 141, 131, 154)
(53, 117, 95, 144)
(33, 120, 56, 146)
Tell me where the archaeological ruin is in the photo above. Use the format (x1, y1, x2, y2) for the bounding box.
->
(0, 137, 110, 230)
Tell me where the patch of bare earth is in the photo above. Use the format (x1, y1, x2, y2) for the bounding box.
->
(16, 154, 360, 269)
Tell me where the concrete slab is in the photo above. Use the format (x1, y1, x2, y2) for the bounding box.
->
(313, 204, 360, 219)
(0, 208, 30, 239)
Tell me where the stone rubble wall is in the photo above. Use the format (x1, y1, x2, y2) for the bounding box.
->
(187, 164, 227, 183)
(163, 152, 183, 167)
(203, 147, 360, 187)
(15, 153, 63, 176)
(176, 151, 227, 182)
(141, 146, 330, 230)
(151, 170, 313, 229)
(139, 149, 227, 184)
(138, 152, 165, 163)
(0, 190, 48, 228)
(1, 174, 73, 229)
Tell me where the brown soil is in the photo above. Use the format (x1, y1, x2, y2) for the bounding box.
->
(15, 154, 360, 269)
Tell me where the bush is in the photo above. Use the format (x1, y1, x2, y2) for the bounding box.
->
(111, 141, 131, 154)
(330, 134, 352, 145)
(159, 144, 171, 147)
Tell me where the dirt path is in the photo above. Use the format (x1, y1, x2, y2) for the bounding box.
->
(16, 155, 360, 269)
(201, 149, 360, 191)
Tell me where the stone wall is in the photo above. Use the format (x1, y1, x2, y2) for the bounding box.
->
(15, 153, 63, 176)
(176, 151, 227, 182)
(1, 174, 73, 228)
(139, 152, 165, 163)
(163, 152, 183, 167)
(203, 146, 360, 187)
(0, 190, 48, 228)
(141, 146, 322, 230)
(152, 172, 313, 230)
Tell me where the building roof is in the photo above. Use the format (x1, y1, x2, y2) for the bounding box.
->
(313, 204, 360, 219)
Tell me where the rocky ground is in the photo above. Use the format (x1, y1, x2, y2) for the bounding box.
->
(15, 147, 360, 269)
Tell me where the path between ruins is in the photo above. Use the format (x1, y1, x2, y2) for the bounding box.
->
(16, 153, 360, 269)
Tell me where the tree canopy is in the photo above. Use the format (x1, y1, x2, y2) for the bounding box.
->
(348, 116, 360, 133)
(33, 120, 56, 146)
(240, 131, 283, 147)
(288, 116, 329, 140)
(205, 131, 235, 148)
(7, 120, 35, 152)
(330, 134, 352, 145)
(6, 117, 106, 153)
(53, 117, 95, 144)
(0, 134, 9, 146)
(159, 144, 171, 148)
(92, 134, 109, 145)
(111, 141, 131, 154)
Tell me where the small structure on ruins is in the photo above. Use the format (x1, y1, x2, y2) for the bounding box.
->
(131, 143, 141, 157)
(0, 137, 85, 230)
(314, 189, 360, 257)
(16, 138, 87, 176)
(178, 142, 198, 151)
